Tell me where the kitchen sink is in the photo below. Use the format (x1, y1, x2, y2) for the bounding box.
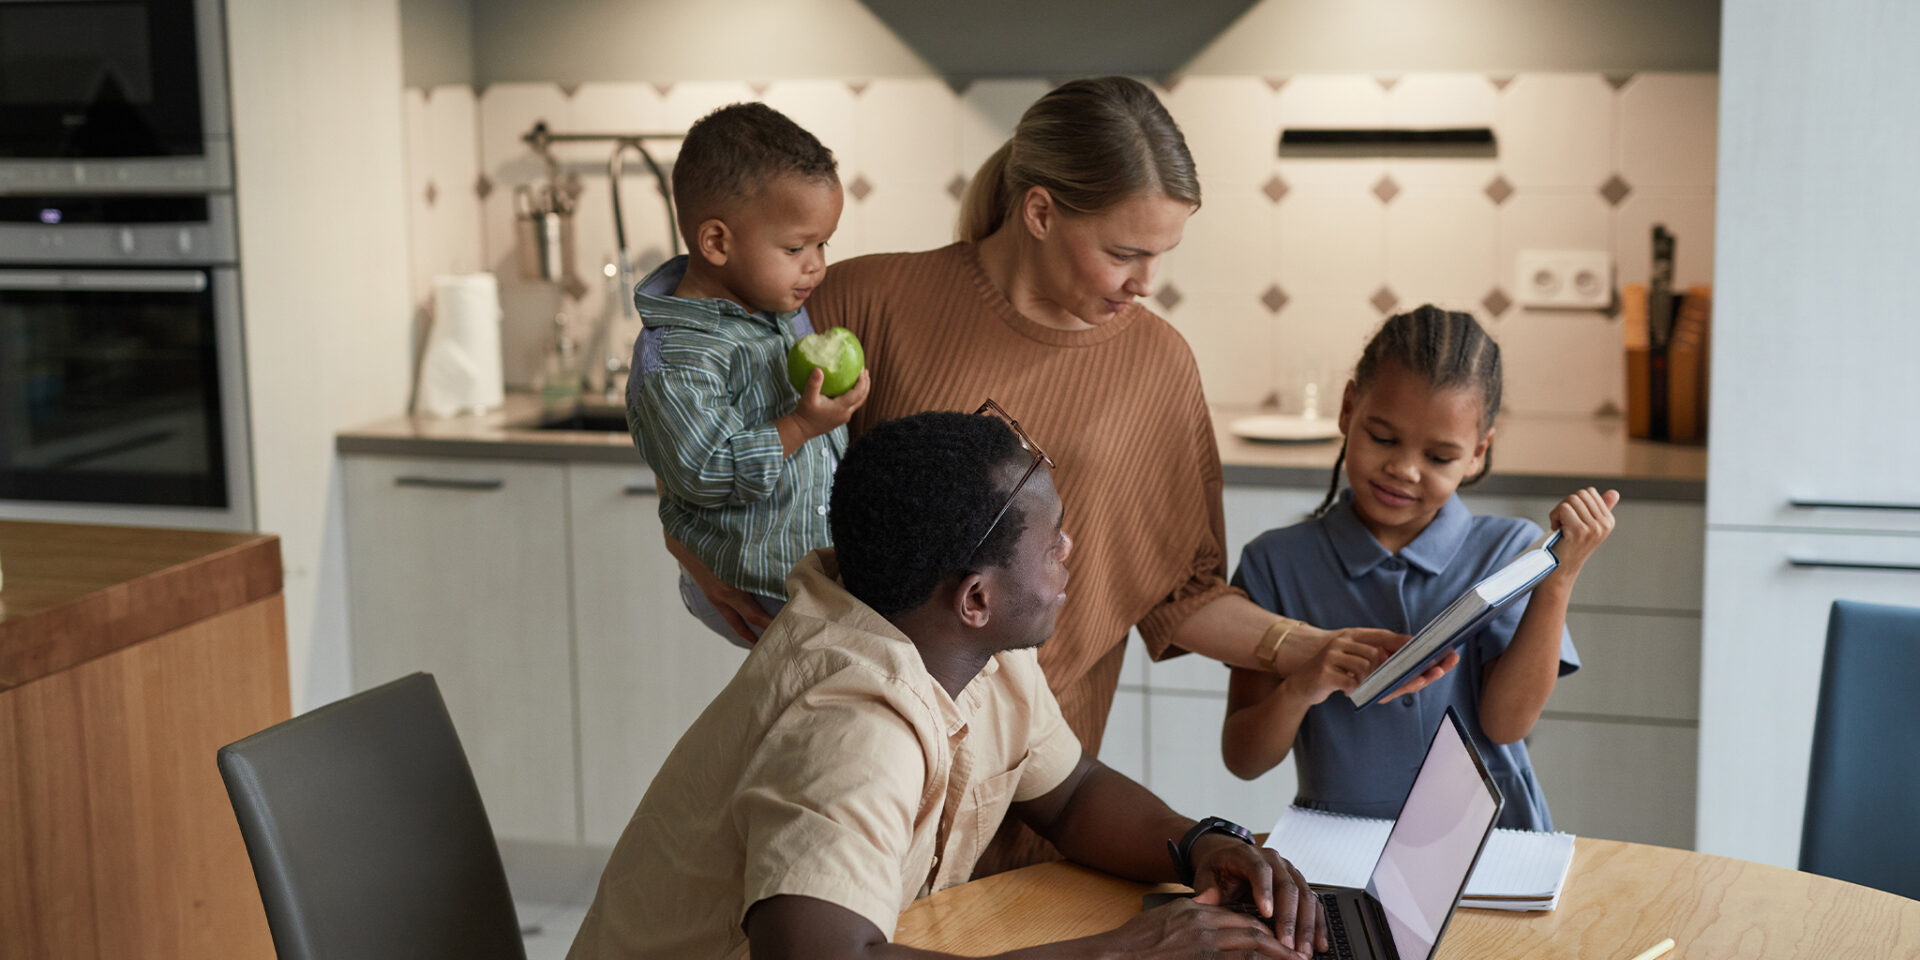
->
(526, 403, 631, 433)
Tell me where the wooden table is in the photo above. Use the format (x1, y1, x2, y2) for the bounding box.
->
(0, 521, 288, 960)
(897, 838, 1920, 958)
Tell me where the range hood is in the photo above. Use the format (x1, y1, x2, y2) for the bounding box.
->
(855, 1, 1260, 81)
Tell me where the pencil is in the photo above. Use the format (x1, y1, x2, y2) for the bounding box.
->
(1627, 937, 1675, 960)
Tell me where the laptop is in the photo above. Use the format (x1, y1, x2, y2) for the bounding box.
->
(1148, 707, 1503, 960)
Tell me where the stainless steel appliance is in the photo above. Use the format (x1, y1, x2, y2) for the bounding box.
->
(0, 192, 251, 529)
(0, 0, 232, 192)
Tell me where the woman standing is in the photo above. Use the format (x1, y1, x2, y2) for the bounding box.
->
(684, 77, 1451, 873)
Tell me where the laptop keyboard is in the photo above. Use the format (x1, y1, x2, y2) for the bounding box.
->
(1312, 891, 1357, 960)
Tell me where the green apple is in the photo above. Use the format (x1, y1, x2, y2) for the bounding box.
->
(786, 327, 865, 398)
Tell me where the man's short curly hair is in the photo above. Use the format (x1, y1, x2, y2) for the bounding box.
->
(829, 411, 1033, 618)
(671, 102, 838, 242)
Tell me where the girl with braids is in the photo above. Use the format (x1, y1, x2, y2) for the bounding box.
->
(1221, 305, 1619, 831)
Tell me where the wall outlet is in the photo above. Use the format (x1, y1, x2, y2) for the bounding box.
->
(1515, 249, 1612, 309)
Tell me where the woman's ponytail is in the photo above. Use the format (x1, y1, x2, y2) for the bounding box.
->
(957, 142, 1013, 243)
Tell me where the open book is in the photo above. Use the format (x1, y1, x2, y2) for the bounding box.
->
(1266, 805, 1576, 911)
(1348, 529, 1562, 709)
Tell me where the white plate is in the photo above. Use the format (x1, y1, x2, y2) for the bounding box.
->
(1229, 414, 1342, 444)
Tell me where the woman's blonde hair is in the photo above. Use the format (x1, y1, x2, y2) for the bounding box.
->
(957, 76, 1201, 243)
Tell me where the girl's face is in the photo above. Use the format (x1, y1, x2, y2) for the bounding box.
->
(1336, 363, 1494, 552)
(1028, 190, 1193, 328)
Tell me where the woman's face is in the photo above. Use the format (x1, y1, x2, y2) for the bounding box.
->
(1032, 191, 1194, 327)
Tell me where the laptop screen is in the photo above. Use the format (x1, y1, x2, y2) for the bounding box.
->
(1364, 712, 1502, 960)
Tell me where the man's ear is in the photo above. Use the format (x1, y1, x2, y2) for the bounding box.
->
(1017, 186, 1055, 241)
(952, 571, 993, 630)
(694, 218, 731, 266)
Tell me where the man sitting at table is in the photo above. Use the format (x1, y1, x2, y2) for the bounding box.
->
(567, 408, 1326, 960)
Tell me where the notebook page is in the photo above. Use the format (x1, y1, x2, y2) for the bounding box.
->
(1265, 806, 1575, 899)
(1264, 806, 1389, 889)
(1464, 829, 1576, 898)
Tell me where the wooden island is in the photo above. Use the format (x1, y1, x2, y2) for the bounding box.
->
(0, 520, 288, 960)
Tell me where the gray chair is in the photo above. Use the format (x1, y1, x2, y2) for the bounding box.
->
(218, 672, 527, 960)
(1798, 600, 1920, 900)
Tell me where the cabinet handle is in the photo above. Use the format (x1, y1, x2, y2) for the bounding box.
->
(1789, 498, 1920, 512)
(622, 483, 657, 496)
(1788, 557, 1920, 573)
(394, 476, 504, 491)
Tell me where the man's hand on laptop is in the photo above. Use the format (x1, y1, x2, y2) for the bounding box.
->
(1187, 837, 1327, 959)
(1106, 892, 1316, 960)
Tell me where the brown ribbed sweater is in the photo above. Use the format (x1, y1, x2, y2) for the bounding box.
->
(813, 242, 1239, 758)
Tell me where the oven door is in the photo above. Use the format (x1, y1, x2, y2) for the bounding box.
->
(0, 266, 253, 529)
(0, 0, 206, 159)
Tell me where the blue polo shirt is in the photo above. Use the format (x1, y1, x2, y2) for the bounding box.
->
(1231, 489, 1579, 831)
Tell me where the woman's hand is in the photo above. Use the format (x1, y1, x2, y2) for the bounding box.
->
(1317, 628, 1461, 700)
(662, 531, 771, 645)
(1279, 632, 1387, 706)
(1544, 487, 1620, 583)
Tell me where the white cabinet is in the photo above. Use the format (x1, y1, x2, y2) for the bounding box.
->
(1697, 529, 1920, 867)
(343, 455, 578, 844)
(1706, 0, 1920, 535)
(1700, 0, 1920, 868)
(568, 463, 748, 846)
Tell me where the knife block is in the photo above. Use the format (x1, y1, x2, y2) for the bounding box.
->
(1623, 284, 1712, 444)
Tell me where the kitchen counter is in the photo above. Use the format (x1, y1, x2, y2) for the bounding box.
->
(0, 521, 286, 959)
(0, 521, 282, 689)
(337, 395, 1708, 501)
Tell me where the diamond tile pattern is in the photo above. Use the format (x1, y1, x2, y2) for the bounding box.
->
(1263, 76, 1289, 92)
(1369, 286, 1399, 315)
(847, 174, 873, 202)
(474, 173, 493, 200)
(1599, 174, 1633, 207)
(1260, 284, 1290, 314)
(1154, 284, 1183, 311)
(748, 82, 770, 97)
(1371, 174, 1401, 205)
(1604, 73, 1637, 92)
(1483, 174, 1515, 206)
(424, 180, 437, 207)
(1482, 287, 1513, 317)
(1375, 75, 1401, 92)
(846, 80, 870, 97)
(1488, 74, 1515, 92)
(946, 174, 969, 202)
(1261, 174, 1290, 204)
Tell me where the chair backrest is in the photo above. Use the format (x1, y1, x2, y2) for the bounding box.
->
(1799, 600, 1920, 899)
(218, 672, 526, 960)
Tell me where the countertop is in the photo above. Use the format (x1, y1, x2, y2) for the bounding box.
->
(0, 521, 283, 691)
(337, 395, 1707, 501)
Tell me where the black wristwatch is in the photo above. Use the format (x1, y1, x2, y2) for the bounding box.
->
(1167, 816, 1256, 887)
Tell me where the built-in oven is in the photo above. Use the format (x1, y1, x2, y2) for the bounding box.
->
(0, 0, 231, 192)
(0, 192, 251, 530)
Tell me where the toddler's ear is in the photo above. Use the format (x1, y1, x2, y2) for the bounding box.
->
(694, 218, 731, 266)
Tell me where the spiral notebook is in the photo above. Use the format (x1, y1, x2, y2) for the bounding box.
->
(1265, 805, 1576, 912)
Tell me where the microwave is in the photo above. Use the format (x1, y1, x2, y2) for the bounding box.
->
(0, 0, 232, 193)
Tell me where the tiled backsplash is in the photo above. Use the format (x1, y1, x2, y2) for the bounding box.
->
(403, 73, 1716, 416)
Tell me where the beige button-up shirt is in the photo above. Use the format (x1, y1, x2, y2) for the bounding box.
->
(567, 550, 1084, 960)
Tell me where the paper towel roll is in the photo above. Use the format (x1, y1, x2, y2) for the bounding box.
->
(419, 273, 505, 417)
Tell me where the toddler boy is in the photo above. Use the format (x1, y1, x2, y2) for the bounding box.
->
(626, 102, 868, 646)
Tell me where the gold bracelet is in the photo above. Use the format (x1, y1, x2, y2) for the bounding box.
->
(1255, 617, 1302, 673)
